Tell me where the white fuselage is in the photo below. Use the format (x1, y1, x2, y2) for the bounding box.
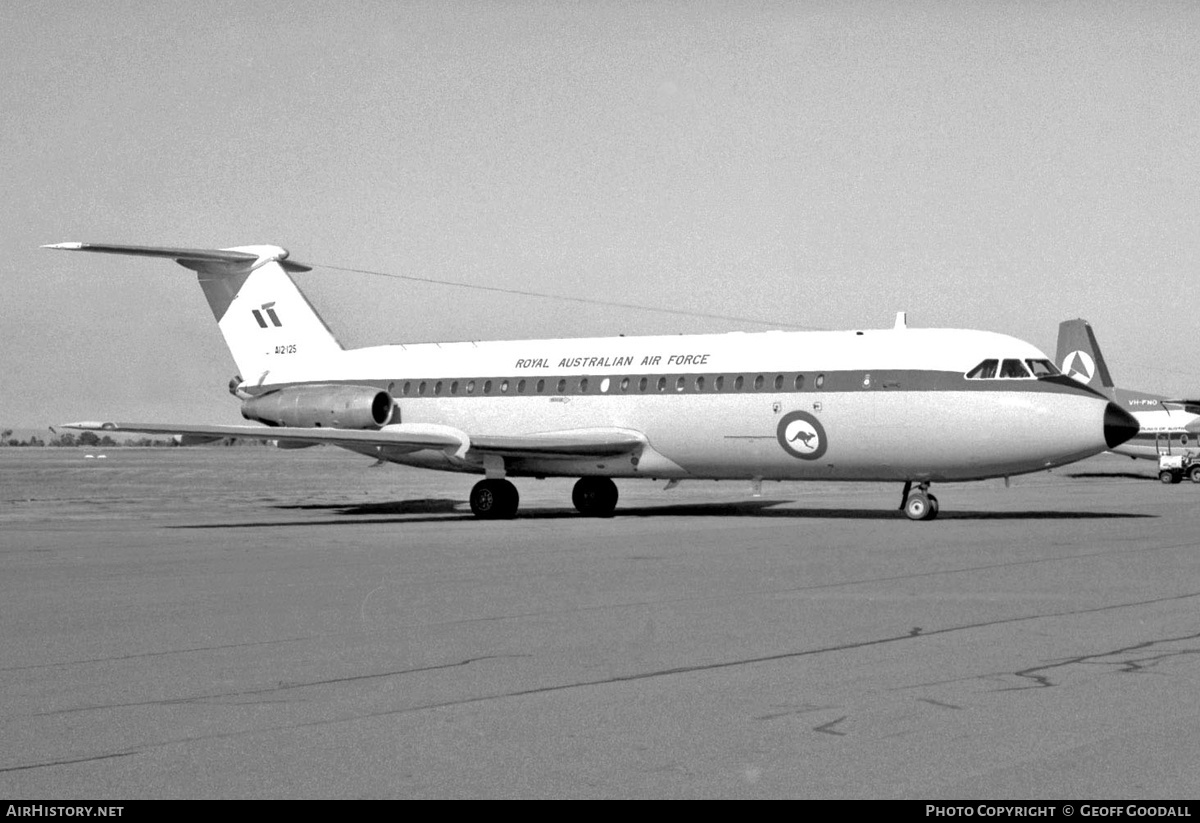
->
(249, 326, 1121, 483)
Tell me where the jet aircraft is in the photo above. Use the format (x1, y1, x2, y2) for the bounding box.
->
(46, 243, 1138, 520)
(1056, 318, 1200, 474)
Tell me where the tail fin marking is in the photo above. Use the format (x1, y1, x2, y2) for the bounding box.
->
(1055, 318, 1115, 397)
(43, 242, 340, 379)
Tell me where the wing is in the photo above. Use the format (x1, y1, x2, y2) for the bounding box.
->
(470, 430, 644, 458)
(62, 421, 646, 460)
(63, 421, 465, 451)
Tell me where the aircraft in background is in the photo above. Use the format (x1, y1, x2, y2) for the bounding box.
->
(1057, 318, 1200, 480)
(45, 242, 1137, 520)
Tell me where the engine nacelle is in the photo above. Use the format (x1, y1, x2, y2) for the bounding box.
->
(241, 385, 395, 429)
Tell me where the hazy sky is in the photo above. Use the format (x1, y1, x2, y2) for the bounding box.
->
(4, 1, 1199, 426)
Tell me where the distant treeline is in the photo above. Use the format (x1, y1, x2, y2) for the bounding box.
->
(1, 429, 272, 448)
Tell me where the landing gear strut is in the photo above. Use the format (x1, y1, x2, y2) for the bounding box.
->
(469, 478, 519, 519)
(901, 481, 939, 521)
(572, 477, 619, 517)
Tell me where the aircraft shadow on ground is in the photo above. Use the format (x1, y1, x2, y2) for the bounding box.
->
(1065, 471, 1159, 481)
(170, 498, 1155, 529)
(275, 498, 464, 516)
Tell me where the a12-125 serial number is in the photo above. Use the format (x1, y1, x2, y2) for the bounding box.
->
(274, 344, 297, 355)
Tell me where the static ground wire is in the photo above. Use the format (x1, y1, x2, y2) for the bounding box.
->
(312, 262, 825, 331)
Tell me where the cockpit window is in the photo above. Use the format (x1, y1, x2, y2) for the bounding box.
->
(966, 359, 998, 379)
(1000, 359, 1031, 378)
(1025, 359, 1059, 377)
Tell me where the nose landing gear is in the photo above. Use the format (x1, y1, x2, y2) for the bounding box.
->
(901, 481, 939, 521)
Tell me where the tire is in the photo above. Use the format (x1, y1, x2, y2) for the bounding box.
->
(926, 494, 939, 520)
(1189, 466, 1200, 484)
(1160, 470, 1176, 485)
(470, 479, 519, 519)
(572, 477, 619, 516)
(904, 493, 929, 521)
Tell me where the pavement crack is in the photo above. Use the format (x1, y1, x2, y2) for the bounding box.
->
(32, 654, 520, 717)
(998, 630, 1200, 691)
(0, 750, 141, 774)
(813, 716, 848, 736)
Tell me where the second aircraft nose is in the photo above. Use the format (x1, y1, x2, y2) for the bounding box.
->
(1104, 402, 1140, 449)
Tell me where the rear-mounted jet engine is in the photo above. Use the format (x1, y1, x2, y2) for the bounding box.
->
(241, 385, 394, 429)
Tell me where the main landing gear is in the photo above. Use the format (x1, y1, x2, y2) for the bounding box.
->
(572, 477, 619, 517)
(468, 477, 620, 519)
(900, 480, 939, 522)
(469, 478, 519, 519)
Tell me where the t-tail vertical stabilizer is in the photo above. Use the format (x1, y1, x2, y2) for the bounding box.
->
(42, 242, 342, 383)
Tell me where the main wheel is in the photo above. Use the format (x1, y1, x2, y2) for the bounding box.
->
(572, 477, 619, 516)
(469, 479, 519, 519)
(904, 492, 930, 521)
(926, 494, 939, 520)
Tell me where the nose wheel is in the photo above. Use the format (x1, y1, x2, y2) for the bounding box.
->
(901, 482, 939, 521)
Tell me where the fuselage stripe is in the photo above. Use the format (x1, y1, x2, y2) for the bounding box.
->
(252, 370, 1105, 401)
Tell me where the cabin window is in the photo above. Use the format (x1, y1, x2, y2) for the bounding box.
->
(696, 376, 706, 392)
(773, 374, 784, 390)
(434, 381, 443, 395)
(500, 380, 509, 393)
(556, 379, 566, 393)
(1000, 359, 1031, 378)
(966, 359, 999, 379)
(403, 381, 412, 396)
(1026, 359, 1059, 377)
(517, 379, 526, 393)
(580, 378, 589, 393)
(418, 381, 427, 396)
(465, 380, 475, 394)
(794, 374, 805, 390)
(675, 376, 686, 392)
(657, 376, 667, 392)
(816, 373, 825, 388)
(450, 381, 459, 395)
(484, 380, 493, 393)
(715, 375, 724, 391)
(621, 377, 630, 392)
(754, 374, 765, 390)
(639, 376, 648, 392)
(536, 379, 545, 393)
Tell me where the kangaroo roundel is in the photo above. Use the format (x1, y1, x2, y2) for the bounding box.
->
(777, 411, 827, 460)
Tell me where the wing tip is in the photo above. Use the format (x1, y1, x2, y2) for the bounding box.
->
(42, 242, 84, 250)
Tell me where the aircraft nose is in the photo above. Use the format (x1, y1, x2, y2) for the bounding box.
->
(1104, 402, 1139, 449)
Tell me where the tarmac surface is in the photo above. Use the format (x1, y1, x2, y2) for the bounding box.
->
(1, 447, 1198, 798)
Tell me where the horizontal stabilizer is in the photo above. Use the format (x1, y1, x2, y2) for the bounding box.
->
(42, 242, 312, 273)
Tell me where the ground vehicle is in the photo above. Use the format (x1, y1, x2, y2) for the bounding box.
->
(1157, 452, 1200, 484)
